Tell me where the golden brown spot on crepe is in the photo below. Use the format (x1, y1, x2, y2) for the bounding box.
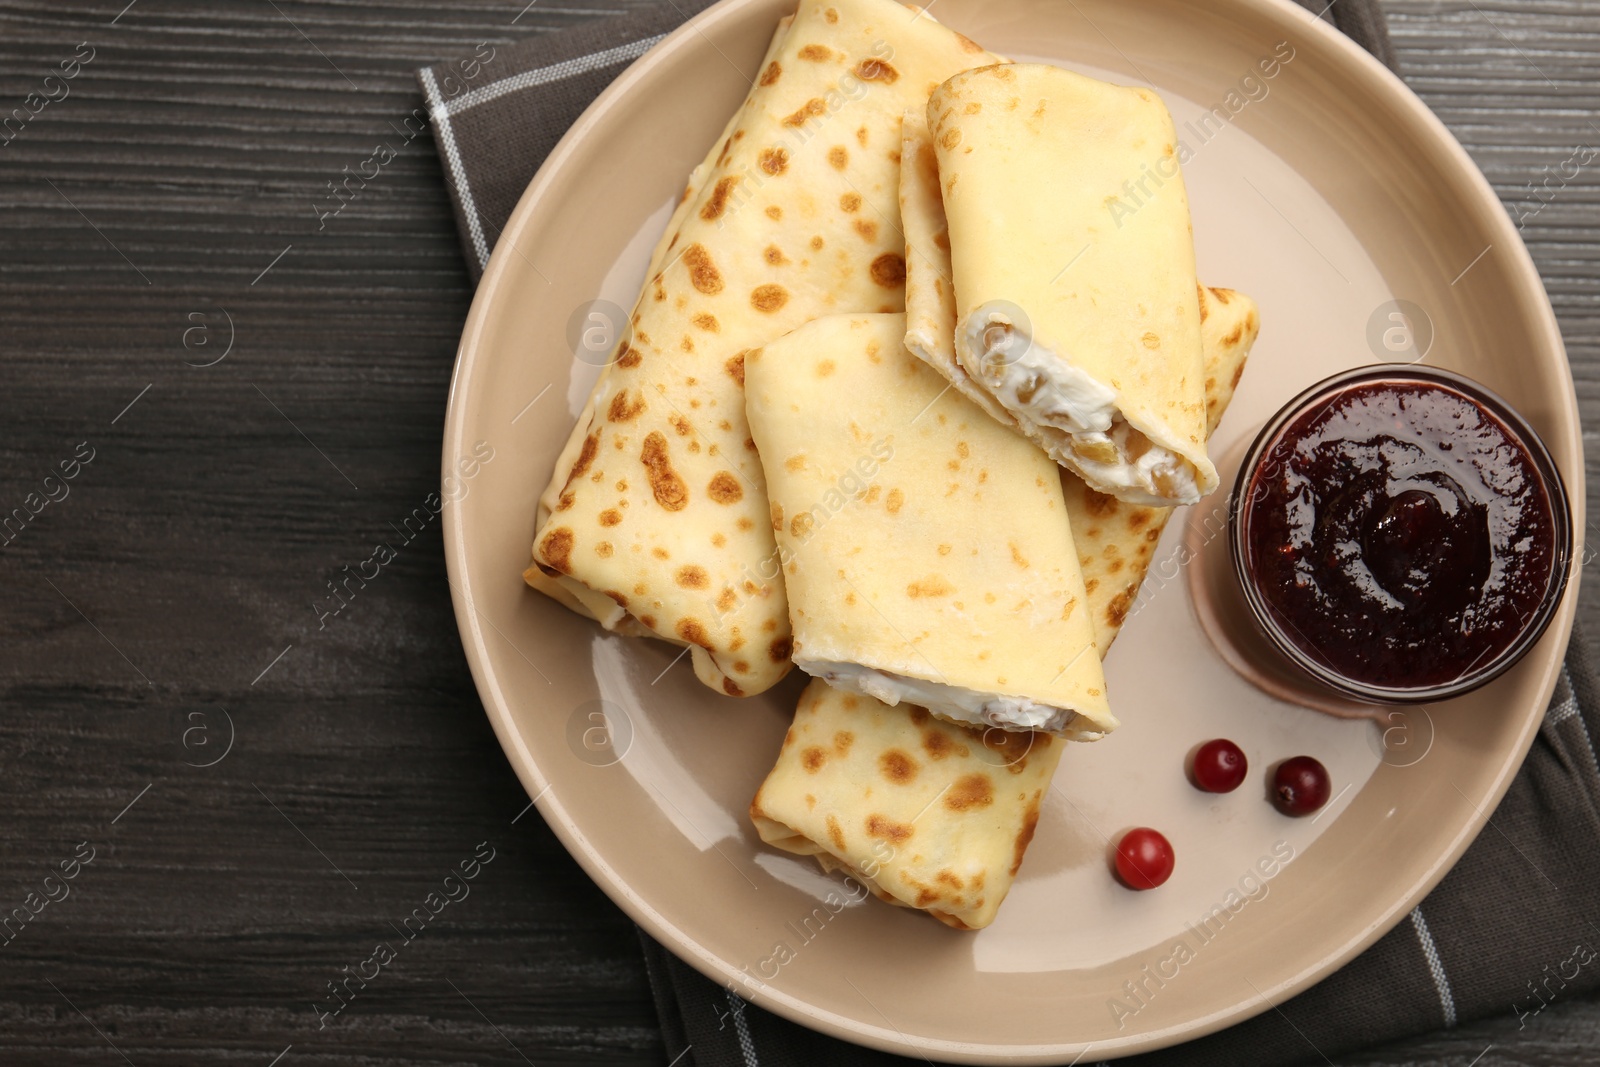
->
(840, 192, 861, 212)
(764, 205, 783, 222)
(784, 98, 826, 126)
(939, 126, 962, 150)
(718, 590, 738, 613)
(1107, 589, 1135, 629)
(639, 614, 656, 629)
(870, 252, 906, 288)
(824, 6, 839, 21)
(682, 244, 723, 295)
(556, 491, 574, 511)
(825, 814, 846, 850)
(798, 44, 832, 61)
(1224, 323, 1244, 346)
(853, 219, 879, 241)
(915, 888, 940, 907)
(802, 746, 827, 772)
(783, 454, 806, 474)
(986, 730, 1043, 774)
(936, 870, 964, 890)
(1110, 558, 1126, 574)
(751, 284, 789, 313)
(1128, 510, 1150, 529)
(598, 508, 622, 527)
(1009, 543, 1030, 569)
(652, 547, 670, 560)
(827, 145, 848, 170)
(723, 677, 743, 697)
(1084, 489, 1117, 517)
(737, 517, 754, 532)
(707, 471, 743, 504)
(855, 125, 868, 146)
(907, 576, 953, 598)
(880, 749, 918, 783)
(679, 335, 694, 353)
(692, 313, 720, 333)
(790, 512, 814, 538)
(710, 532, 726, 548)
(595, 541, 613, 558)
(1010, 799, 1042, 875)
(833, 731, 854, 757)
(677, 619, 713, 649)
(603, 590, 628, 608)
(945, 774, 994, 812)
(758, 148, 789, 179)
(964, 101, 982, 114)
(810, 235, 825, 251)
(641, 432, 689, 511)
(669, 414, 692, 437)
(816, 359, 836, 378)
(699, 176, 738, 221)
(805, 793, 815, 811)
(539, 527, 575, 574)
(844, 592, 856, 605)
(907, 707, 930, 726)
(759, 60, 781, 86)
(921, 729, 953, 764)
(762, 244, 789, 267)
(1232, 362, 1247, 389)
(866, 815, 912, 843)
(566, 433, 600, 486)
(1212, 287, 1232, 304)
(675, 565, 709, 590)
(722, 352, 747, 388)
(615, 342, 640, 368)
(863, 484, 881, 503)
(769, 636, 792, 662)
(1142, 331, 1162, 349)
(886, 487, 904, 514)
(854, 58, 898, 83)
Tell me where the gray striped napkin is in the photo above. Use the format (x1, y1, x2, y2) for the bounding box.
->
(419, 4, 1600, 1064)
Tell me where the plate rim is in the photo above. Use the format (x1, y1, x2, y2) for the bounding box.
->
(440, 0, 1585, 1059)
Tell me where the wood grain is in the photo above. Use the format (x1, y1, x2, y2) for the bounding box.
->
(0, 1, 1594, 1065)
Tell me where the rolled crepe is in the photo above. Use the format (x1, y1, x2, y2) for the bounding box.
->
(900, 104, 1261, 640)
(526, 0, 1001, 698)
(927, 63, 1215, 507)
(743, 312, 1114, 739)
(750, 296, 1258, 931)
(751, 679, 1056, 930)
(520, 23, 789, 638)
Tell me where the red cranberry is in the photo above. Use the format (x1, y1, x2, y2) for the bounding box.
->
(1114, 828, 1175, 890)
(1272, 756, 1331, 816)
(1191, 739, 1248, 793)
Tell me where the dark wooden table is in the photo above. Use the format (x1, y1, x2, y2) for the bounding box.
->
(0, 1, 1595, 1064)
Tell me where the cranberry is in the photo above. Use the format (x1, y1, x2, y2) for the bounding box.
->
(1113, 828, 1175, 890)
(1191, 739, 1248, 793)
(1272, 756, 1332, 816)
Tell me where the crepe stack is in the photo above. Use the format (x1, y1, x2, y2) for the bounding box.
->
(524, 0, 1003, 698)
(750, 299, 1257, 929)
(743, 312, 1115, 740)
(925, 63, 1216, 507)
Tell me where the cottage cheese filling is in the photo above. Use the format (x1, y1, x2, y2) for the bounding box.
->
(799, 659, 1105, 742)
(958, 304, 1200, 506)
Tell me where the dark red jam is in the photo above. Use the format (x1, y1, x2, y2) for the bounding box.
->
(1241, 380, 1558, 690)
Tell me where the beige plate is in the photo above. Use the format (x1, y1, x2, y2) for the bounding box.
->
(441, 0, 1584, 1060)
